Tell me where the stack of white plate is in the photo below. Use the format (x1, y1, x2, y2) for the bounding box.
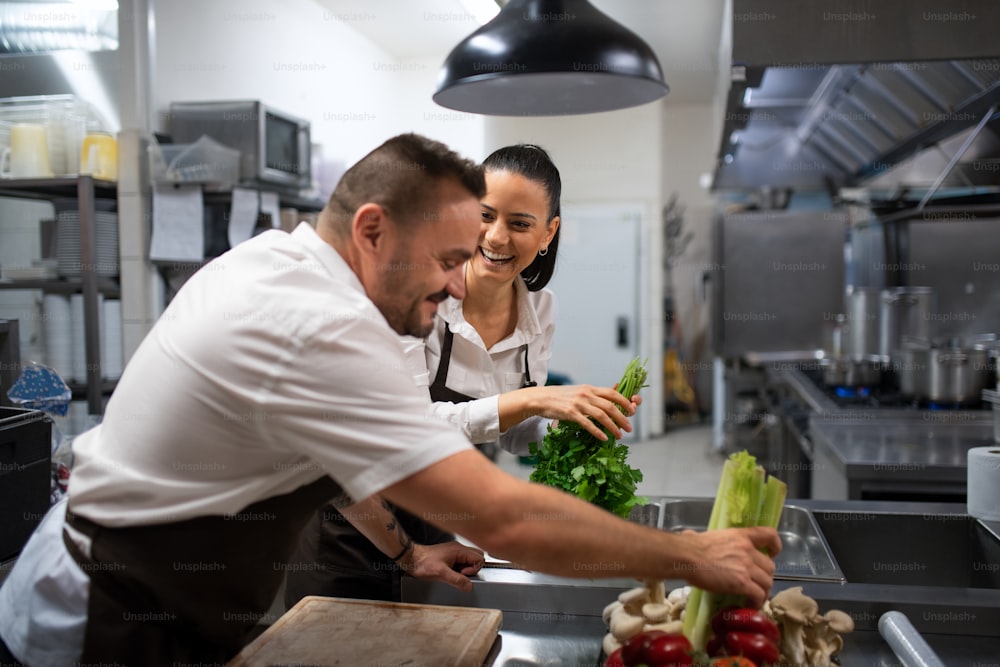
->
(56, 210, 119, 278)
(42, 294, 74, 382)
(102, 299, 124, 380)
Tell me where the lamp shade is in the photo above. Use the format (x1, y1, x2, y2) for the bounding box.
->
(433, 0, 669, 116)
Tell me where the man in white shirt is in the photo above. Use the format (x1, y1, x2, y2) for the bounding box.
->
(0, 133, 780, 666)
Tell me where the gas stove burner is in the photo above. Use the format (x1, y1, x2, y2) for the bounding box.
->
(834, 386, 871, 399)
(921, 399, 981, 411)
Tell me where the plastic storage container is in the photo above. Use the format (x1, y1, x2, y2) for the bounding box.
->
(0, 407, 52, 561)
(149, 134, 240, 188)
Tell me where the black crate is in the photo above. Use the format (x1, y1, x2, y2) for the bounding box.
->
(0, 407, 52, 561)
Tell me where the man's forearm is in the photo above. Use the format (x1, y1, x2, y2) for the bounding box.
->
(339, 495, 413, 562)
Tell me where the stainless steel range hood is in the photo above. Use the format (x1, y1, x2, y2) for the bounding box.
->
(712, 0, 1000, 195)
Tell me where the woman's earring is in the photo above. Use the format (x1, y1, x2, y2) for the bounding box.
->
(538, 247, 548, 256)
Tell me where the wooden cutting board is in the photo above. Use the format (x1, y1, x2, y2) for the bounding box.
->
(227, 596, 503, 667)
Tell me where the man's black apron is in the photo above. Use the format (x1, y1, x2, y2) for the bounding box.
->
(62, 475, 341, 665)
(284, 323, 534, 604)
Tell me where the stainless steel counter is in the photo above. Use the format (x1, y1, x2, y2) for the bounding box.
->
(764, 366, 993, 501)
(809, 414, 993, 500)
(403, 498, 1000, 667)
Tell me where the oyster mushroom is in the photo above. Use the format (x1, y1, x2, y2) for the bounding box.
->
(768, 586, 818, 666)
(804, 609, 855, 666)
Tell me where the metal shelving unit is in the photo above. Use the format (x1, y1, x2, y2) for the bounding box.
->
(0, 175, 118, 415)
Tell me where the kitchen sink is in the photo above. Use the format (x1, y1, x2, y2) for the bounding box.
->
(811, 511, 1000, 588)
(644, 498, 846, 583)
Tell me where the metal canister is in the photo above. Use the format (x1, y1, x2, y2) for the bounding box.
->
(879, 287, 936, 359)
(842, 286, 882, 358)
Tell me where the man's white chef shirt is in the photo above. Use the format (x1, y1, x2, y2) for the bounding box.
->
(68, 222, 474, 526)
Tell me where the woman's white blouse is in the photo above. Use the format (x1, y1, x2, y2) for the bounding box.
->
(401, 279, 557, 456)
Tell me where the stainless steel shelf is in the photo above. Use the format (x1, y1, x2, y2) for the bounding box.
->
(0, 175, 117, 414)
(0, 277, 120, 297)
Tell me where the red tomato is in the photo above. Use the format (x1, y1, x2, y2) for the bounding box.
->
(711, 657, 758, 667)
(621, 630, 668, 665)
(723, 631, 780, 665)
(642, 633, 693, 667)
(710, 608, 780, 644)
(604, 647, 626, 667)
(706, 635, 725, 657)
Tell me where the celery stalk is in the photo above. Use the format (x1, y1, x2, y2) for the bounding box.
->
(681, 450, 786, 651)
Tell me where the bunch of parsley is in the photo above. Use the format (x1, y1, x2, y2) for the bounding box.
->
(528, 357, 648, 518)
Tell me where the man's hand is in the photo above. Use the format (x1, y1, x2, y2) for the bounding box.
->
(397, 541, 486, 592)
(678, 526, 782, 608)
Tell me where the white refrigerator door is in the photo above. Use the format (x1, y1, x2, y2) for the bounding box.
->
(546, 202, 642, 440)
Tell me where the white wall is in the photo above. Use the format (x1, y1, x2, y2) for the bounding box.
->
(153, 0, 485, 181)
(484, 103, 666, 438)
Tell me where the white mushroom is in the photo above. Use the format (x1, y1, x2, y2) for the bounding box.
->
(666, 585, 690, 606)
(641, 602, 671, 623)
(644, 579, 666, 605)
(602, 600, 624, 625)
(602, 632, 623, 657)
(609, 605, 645, 642)
(618, 586, 652, 616)
(643, 620, 683, 635)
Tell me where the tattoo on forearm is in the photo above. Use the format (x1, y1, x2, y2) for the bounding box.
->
(330, 491, 354, 510)
(382, 499, 413, 557)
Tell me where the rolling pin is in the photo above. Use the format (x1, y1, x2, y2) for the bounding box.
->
(877, 611, 946, 667)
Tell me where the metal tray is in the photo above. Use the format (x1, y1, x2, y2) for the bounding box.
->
(658, 498, 847, 583)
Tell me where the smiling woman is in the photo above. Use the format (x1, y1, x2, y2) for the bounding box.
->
(284, 144, 643, 605)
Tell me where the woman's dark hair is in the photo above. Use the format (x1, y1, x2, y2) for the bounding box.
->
(482, 144, 561, 291)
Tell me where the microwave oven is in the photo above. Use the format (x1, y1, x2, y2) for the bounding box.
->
(168, 100, 311, 191)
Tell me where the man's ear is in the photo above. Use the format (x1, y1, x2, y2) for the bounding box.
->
(351, 202, 388, 256)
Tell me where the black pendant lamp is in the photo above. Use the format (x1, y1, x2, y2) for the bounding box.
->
(433, 0, 669, 116)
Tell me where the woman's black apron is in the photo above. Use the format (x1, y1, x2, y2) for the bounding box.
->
(62, 475, 341, 665)
(284, 323, 534, 604)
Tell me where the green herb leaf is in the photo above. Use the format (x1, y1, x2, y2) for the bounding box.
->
(527, 357, 648, 518)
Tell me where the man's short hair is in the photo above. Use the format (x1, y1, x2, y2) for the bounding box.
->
(326, 133, 486, 232)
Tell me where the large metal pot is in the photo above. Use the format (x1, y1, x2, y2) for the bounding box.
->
(896, 338, 995, 404)
(879, 286, 936, 358)
(842, 287, 882, 357)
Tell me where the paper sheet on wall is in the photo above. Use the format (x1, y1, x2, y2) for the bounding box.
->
(150, 184, 204, 262)
(228, 187, 260, 249)
(260, 191, 281, 230)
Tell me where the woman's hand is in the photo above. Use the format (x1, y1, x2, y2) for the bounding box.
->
(504, 383, 640, 441)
